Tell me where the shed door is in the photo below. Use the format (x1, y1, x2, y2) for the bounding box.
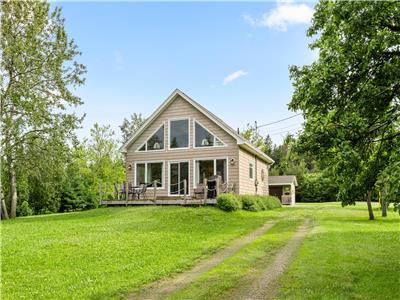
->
(269, 186, 283, 200)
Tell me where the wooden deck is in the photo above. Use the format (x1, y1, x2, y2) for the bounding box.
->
(100, 199, 217, 206)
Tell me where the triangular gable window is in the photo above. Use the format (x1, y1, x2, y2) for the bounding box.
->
(137, 124, 164, 151)
(194, 120, 226, 148)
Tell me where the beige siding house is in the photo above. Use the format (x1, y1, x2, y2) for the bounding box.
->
(119, 89, 274, 199)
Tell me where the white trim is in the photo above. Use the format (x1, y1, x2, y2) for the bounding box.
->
(249, 162, 254, 180)
(168, 160, 191, 196)
(134, 160, 165, 189)
(168, 117, 191, 150)
(193, 119, 227, 149)
(135, 123, 166, 153)
(193, 156, 229, 188)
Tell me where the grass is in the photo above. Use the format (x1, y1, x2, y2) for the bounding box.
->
(1, 206, 278, 299)
(2, 202, 399, 299)
(167, 218, 303, 300)
(276, 203, 400, 300)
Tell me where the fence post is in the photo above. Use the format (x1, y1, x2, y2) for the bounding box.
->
(153, 180, 157, 201)
(203, 178, 207, 205)
(183, 179, 187, 204)
(125, 181, 128, 206)
(216, 176, 220, 197)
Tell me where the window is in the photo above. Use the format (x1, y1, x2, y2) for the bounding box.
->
(135, 162, 163, 187)
(170, 119, 189, 149)
(137, 125, 164, 151)
(249, 163, 254, 179)
(195, 158, 227, 186)
(194, 120, 225, 148)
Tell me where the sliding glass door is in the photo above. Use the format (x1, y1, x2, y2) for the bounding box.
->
(169, 162, 189, 195)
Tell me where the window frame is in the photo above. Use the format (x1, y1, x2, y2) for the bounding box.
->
(193, 156, 229, 188)
(135, 123, 166, 153)
(134, 160, 165, 189)
(193, 119, 226, 149)
(168, 117, 191, 150)
(249, 163, 254, 180)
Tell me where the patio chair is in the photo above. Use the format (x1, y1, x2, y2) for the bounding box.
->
(194, 183, 205, 199)
(137, 184, 148, 200)
(115, 183, 127, 200)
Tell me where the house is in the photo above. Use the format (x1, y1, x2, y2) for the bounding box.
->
(268, 175, 298, 205)
(119, 89, 274, 201)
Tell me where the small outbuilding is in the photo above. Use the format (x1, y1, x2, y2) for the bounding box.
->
(268, 175, 298, 205)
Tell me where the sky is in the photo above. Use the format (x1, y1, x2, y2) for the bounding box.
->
(55, 1, 317, 145)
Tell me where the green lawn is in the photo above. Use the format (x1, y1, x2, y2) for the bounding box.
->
(2, 203, 399, 299)
(1, 206, 277, 299)
(276, 203, 400, 300)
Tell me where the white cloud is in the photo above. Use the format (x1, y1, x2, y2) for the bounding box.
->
(243, 1, 314, 31)
(223, 70, 248, 85)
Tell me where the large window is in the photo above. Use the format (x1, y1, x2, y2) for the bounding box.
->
(135, 162, 163, 187)
(169, 119, 189, 149)
(195, 158, 227, 186)
(137, 125, 164, 151)
(194, 120, 225, 148)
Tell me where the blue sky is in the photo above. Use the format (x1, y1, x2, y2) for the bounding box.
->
(56, 1, 317, 145)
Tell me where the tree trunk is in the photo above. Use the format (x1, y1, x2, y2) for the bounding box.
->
(366, 191, 374, 220)
(1, 197, 9, 220)
(9, 162, 17, 218)
(382, 199, 387, 217)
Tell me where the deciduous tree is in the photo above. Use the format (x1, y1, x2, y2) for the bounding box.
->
(288, 0, 400, 219)
(0, 1, 86, 217)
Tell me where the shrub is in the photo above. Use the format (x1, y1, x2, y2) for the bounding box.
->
(216, 193, 242, 212)
(297, 172, 338, 202)
(241, 195, 281, 212)
(17, 201, 33, 217)
(241, 195, 263, 211)
(263, 196, 281, 209)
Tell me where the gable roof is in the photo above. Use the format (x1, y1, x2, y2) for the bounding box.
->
(119, 89, 274, 164)
(269, 176, 298, 186)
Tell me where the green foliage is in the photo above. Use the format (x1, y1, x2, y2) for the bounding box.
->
(120, 112, 146, 144)
(0, 0, 86, 217)
(16, 201, 32, 217)
(216, 194, 242, 212)
(297, 172, 338, 202)
(241, 124, 273, 154)
(288, 1, 400, 216)
(376, 146, 400, 213)
(241, 195, 281, 211)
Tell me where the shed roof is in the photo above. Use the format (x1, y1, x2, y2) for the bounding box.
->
(269, 175, 298, 186)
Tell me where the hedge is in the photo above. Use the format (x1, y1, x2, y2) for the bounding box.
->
(216, 194, 281, 212)
(241, 195, 281, 211)
(216, 193, 242, 212)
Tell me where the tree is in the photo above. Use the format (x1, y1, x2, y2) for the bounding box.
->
(87, 123, 125, 199)
(241, 124, 273, 155)
(288, 1, 400, 219)
(0, 1, 86, 217)
(120, 113, 146, 144)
